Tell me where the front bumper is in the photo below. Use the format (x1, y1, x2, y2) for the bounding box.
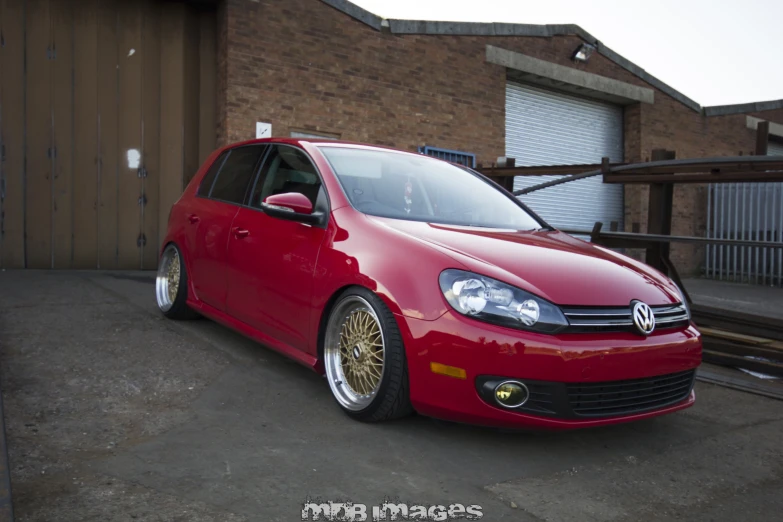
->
(397, 310, 702, 430)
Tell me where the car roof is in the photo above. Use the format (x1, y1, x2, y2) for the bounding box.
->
(223, 137, 419, 155)
(216, 137, 480, 176)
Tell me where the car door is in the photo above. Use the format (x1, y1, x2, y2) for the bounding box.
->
(188, 144, 267, 311)
(225, 144, 329, 353)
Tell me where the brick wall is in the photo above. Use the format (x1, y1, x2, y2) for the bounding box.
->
(217, 0, 774, 276)
(216, 0, 229, 147)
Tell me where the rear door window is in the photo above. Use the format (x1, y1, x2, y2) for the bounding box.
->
(209, 145, 267, 204)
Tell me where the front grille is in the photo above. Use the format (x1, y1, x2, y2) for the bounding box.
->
(562, 303, 690, 334)
(517, 382, 557, 415)
(567, 370, 695, 417)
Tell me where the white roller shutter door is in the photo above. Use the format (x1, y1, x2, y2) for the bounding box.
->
(506, 82, 624, 231)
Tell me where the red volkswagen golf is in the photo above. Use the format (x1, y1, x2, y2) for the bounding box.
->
(156, 138, 701, 430)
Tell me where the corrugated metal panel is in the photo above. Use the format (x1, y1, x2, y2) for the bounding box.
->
(705, 141, 783, 286)
(705, 182, 782, 287)
(704, 139, 783, 286)
(768, 140, 783, 156)
(506, 82, 624, 231)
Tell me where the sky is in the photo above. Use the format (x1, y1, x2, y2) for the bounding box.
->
(350, 0, 782, 107)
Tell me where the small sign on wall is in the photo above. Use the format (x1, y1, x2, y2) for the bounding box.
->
(256, 122, 272, 139)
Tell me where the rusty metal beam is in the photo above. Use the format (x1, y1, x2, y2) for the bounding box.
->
(606, 155, 783, 175)
(514, 169, 602, 195)
(481, 156, 783, 184)
(756, 121, 770, 155)
(645, 150, 675, 273)
(558, 227, 783, 249)
(479, 161, 625, 177)
(604, 170, 783, 184)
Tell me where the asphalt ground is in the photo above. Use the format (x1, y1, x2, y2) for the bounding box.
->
(0, 270, 781, 521)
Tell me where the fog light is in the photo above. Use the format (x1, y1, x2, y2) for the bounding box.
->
(494, 381, 529, 408)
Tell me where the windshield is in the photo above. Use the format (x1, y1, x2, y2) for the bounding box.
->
(318, 147, 544, 230)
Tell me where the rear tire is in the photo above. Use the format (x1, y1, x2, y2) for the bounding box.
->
(156, 243, 198, 320)
(323, 287, 413, 422)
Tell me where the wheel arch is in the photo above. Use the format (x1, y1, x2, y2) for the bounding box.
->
(315, 284, 371, 374)
(158, 240, 198, 305)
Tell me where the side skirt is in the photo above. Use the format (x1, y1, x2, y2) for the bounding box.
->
(186, 298, 320, 370)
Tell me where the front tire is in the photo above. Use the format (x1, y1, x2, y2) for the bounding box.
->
(323, 288, 413, 422)
(156, 243, 198, 320)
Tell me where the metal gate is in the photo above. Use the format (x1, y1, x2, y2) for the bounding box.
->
(705, 183, 783, 286)
(505, 82, 624, 231)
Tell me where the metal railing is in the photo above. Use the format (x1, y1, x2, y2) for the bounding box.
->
(418, 146, 476, 168)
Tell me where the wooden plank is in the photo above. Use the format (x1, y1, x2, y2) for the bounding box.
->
(158, 3, 184, 249)
(198, 7, 217, 167)
(116, 0, 143, 268)
(25, 0, 52, 268)
(697, 365, 783, 402)
(0, 0, 26, 268)
(72, 0, 99, 268)
(699, 326, 779, 347)
(703, 337, 783, 360)
(182, 6, 200, 187)
(141, 0, 161, 269)
(703, 349, 783, 378)
(51, 0, 74, 268)
(692, 305, 783, 342)
(97, 0, 118, 269)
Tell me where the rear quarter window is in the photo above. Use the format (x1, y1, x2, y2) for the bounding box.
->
(197, 151, 228, 198)
(208, 146, 266, 204)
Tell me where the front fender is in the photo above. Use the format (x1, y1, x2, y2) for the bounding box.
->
(309, 210, 459, 354)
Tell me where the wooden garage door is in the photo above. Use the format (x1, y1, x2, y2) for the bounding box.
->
(0, 0, 217, 269)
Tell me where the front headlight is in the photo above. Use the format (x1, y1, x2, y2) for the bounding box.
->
(439, 269, 568, 334)
(673, 283, 691, 320)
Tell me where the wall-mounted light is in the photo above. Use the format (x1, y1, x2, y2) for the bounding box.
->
(571, 43, 596, 63)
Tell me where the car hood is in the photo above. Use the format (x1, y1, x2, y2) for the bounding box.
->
(370, 217, 680, 306)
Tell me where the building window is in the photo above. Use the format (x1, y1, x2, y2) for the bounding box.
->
(418, 146, 476, 168)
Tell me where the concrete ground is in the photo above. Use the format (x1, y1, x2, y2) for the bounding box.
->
(1, 271, 782, 522)
(683, 277, 783, 320)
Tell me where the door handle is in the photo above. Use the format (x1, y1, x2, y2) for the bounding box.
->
(233, 227, 250, 239)
(188, 214, 200, 224)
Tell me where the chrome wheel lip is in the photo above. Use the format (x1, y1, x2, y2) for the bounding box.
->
(156, 244, 180, 313)
(324, 296, 386, 412)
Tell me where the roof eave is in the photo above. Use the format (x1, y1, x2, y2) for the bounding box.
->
(704, 99, 783, 117)
(320, 0, 702, 112)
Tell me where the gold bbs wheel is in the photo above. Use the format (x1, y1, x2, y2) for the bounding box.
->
(156, 244, 181, 313)
(325, 296, 386, 411)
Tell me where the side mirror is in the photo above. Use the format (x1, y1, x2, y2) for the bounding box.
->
(263, 192, 313, 214)
(262, 192, 324, 226)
